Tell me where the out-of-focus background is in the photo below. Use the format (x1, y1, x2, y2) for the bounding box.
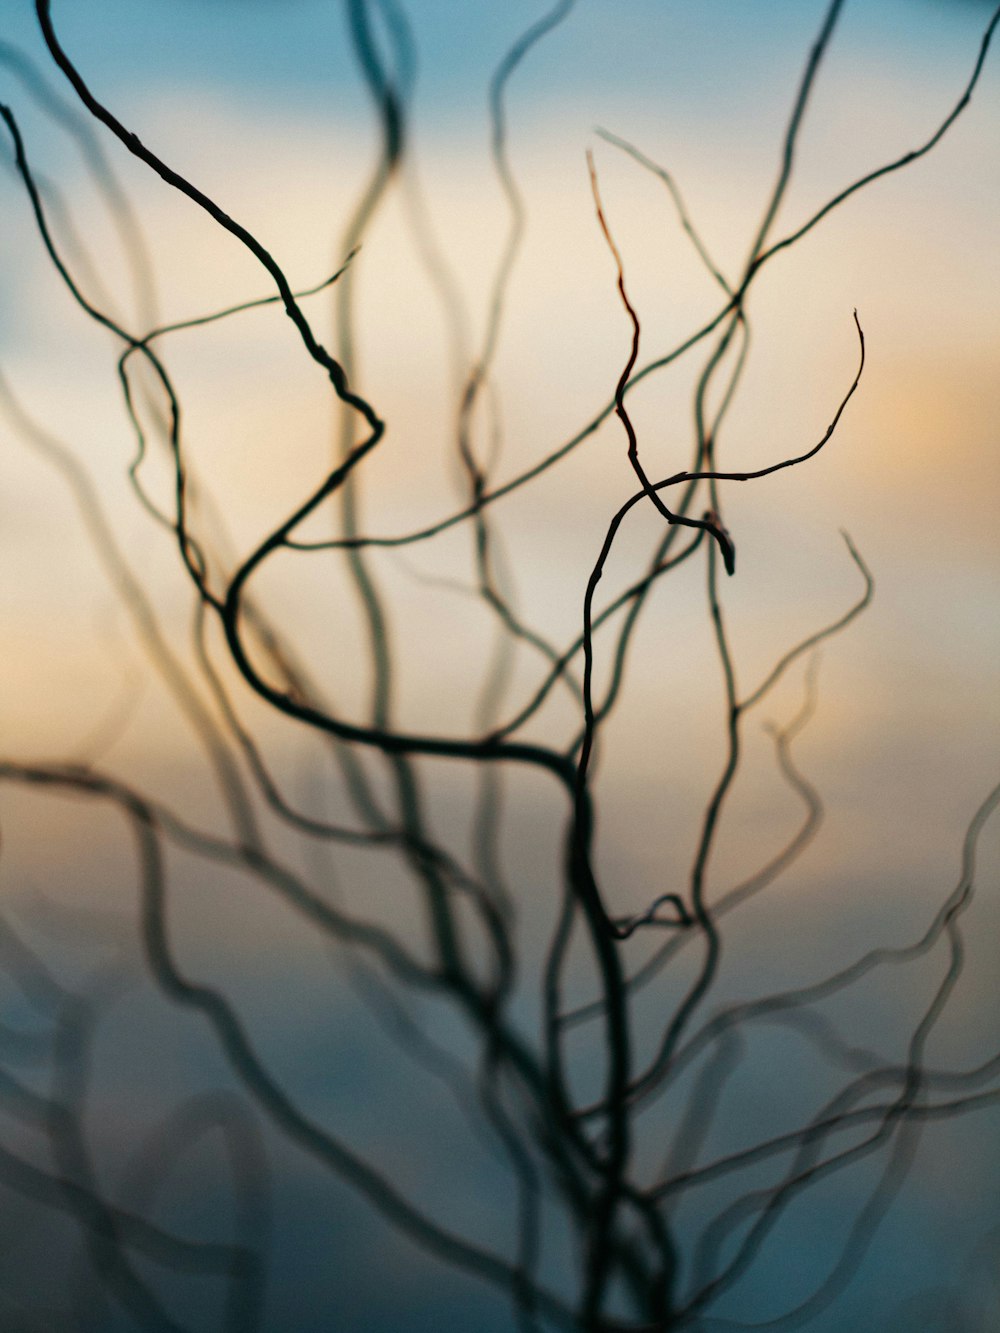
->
(1, 1, 998, 1329)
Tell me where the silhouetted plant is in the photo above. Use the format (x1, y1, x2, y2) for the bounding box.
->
(1, 2, 998, 1329)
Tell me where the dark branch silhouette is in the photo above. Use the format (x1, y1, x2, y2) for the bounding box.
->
(1, 1, 996, 1328)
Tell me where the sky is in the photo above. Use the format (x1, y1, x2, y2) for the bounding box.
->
(0, 1, 998, 1330)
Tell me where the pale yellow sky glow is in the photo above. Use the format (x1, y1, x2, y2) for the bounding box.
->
(3, 81, 996, 803)
(0, 3, 998, 1328)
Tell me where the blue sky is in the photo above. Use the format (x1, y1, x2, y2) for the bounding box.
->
(1, 2, 998, 1330)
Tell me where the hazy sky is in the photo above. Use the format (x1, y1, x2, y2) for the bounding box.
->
(1, 2, 998, 1329)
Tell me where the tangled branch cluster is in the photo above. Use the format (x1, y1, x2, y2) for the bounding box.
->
(0, 2, 997, 1329)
